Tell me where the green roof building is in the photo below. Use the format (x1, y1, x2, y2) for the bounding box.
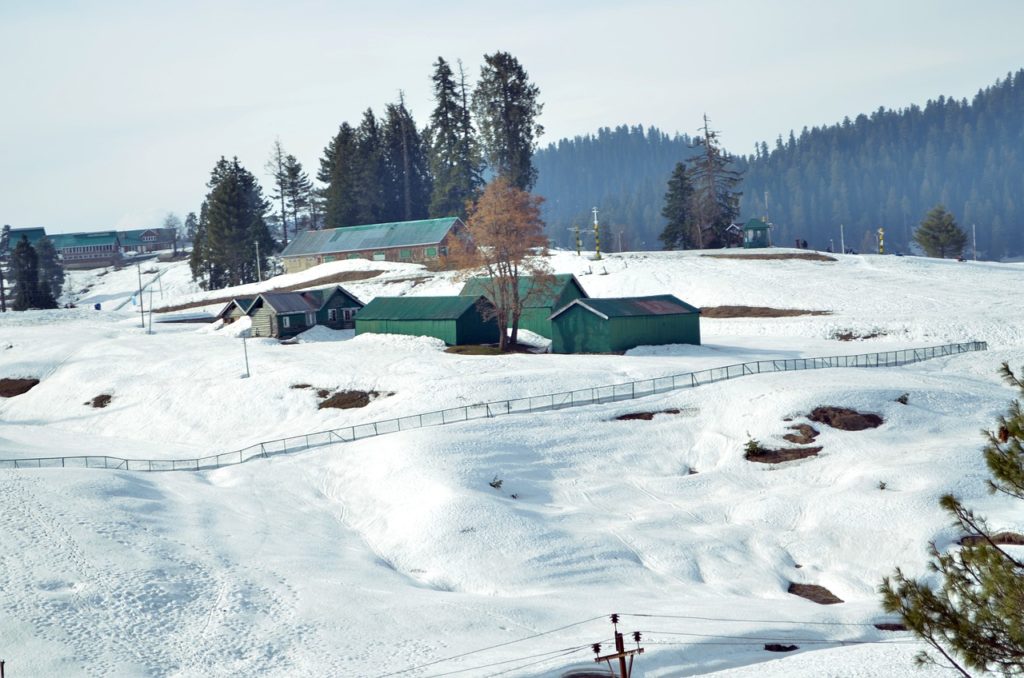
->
(3, 227, 48, 254)
(743, 219, 772, 248)
(280, 217, 465, 273)
(458, 274, 589, 339)
(549, 294, 701, 354)
(49, 231, 122, 269)
(248, 286, 364, 338)
(215, 297, 256, 325)
(355, 295, 499, 346)
(118, 228, 178, 253)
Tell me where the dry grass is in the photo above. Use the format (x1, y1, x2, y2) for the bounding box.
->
(833, 329, 887, 341)
(616, 408, 685, 421)
(788, 582, 844, 605)
(153, 269, 384, 313)
(809, 406, 883, 431)
(444, 345, 504, 356)
(745, 446, 822, 464)
(0, 378, 39, 398)
(701, 306, 831, 318)
(703, 252, 837, 262)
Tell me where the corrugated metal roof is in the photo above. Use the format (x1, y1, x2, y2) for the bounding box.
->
(6, 228, 48, 249)
(744, 218, 771, 230)
(356, 295, 489, 321)
(259, 292, 319, 314)
(551, 295, 700, 320)
(280, 218, 460, 258)
(459, 274, 587, 309)
(49, 231, 121, 249)
(119, 228, 177, 247)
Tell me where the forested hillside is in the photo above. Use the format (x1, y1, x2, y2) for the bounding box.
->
(534, 70, 1024, 258)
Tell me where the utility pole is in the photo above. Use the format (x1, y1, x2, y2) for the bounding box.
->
(255, 241, 262, 281)
(592, 207, 602, 260)
(840, 223, 845, 255)
(147, 287, 154, 334)
(241, 336, 251, 378)
(615, 229, 624, 253)
(568, 225, 581, 255)
(136, 262, 145, 328)
(877, 227, 885, 255)
(972, 223, 977, 261)
(592, 614, 644, 677)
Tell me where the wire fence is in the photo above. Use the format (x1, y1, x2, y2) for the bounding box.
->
(0, 341, 987, 473)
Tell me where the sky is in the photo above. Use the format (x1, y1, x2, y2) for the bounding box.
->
(2, 0, 1022, 234)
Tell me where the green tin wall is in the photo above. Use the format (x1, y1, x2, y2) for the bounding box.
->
(356, 319, 459, 345)
(550, 306, 612, 353)
(551, 308, 701, 353)
(518, 283, 587, 339)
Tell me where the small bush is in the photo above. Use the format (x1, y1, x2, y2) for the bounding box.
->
(895, 393, 909, 405)
(489, 476, 503, 490)
(878, 480, 888, 490)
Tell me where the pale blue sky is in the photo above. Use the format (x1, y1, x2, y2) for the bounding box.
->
(2, 0, 1022, 232)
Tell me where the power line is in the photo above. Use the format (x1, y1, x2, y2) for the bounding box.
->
(420, 644, 594, 678)
(643, 639, 923, 647)
(375, 616, 607, 677)
(482, 646, 593, 678)
(621, 612, 887, 627)
(641, 630, 920, 645)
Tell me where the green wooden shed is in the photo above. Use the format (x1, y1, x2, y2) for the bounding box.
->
(355, 295, 499, 346)
(549, 295, 701, 354)
(249, 286, 364, 338)
(458, 274, 589, 339)
(743, 219, 772, 248)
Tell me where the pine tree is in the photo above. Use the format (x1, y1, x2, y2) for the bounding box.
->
(687, 115, 743, 249)
(382, 97, 432, 222)
(354, 109, 387, 224)
(184, 212, 198, 244)
(266, 138, 291, 246)
(428, 57, 483, 218)
(195, 157, 274, 289)
(472, 51, 544, 191)
(0, 224, 10, 312)
(914, 205, 968, 258)
(10, 236, 55, 310)
(283, 154, 312, 235)
(35, 237, 63, 303)
(319, 123, 361, 229)
(660, 162, 695, 249)
(881, 363, 1024, 676)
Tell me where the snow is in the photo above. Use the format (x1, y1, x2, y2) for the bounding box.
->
(0, 249, 1020, 676)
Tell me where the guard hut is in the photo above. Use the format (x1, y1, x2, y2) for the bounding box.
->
(549, 295, 701, 354)
(355, 296, 499, 346)
(742, 219, 772, 248)
(459, 274, 588, 339)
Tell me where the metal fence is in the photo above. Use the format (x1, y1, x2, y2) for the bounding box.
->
(0, 341, 988, 473)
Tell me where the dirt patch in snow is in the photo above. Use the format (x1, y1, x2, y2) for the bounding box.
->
(764, 644, 799, 652)
(0, 378, 39, 398)
(874, 622, 908, 632)
(318, 389, 391, 410)
(960, 531, 1024, 546)
(833, 329, 887, 341)
(809, 406, 883, 431)
(745, 446, 822, 464)
(703, 252, 836, 262)
(701, 306, 831, 318)
(86, 394, 113, 408)
(153, 270, 384, 313)
(788, 582, 844, 605)
(783, 423, 820, 445)
(616, 408, 685, 421)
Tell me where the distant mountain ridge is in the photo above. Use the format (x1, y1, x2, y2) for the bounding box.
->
(534, 69, 1024, 258)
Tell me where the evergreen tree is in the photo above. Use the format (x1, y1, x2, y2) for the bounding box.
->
(354, 109, 387, 224)
(35, 237, 63, 303)
(472, 51, 544, 191)
(283, 154, 312, 235)
(0, 224, 10, 312)
(10, 236, 55, 310)
(881, 363, 1024, 676)
(915, 205, 968, 258)
(687, 115, 743, 248)
(427, 57, 483, 218)
(266, 138, 291, 245)
(319, 123, 361, 229)
(184, 212, 198, 243)
(660, 162, 695, 249)
(194, 157, 274, 289)
(382, 97, 432, 222)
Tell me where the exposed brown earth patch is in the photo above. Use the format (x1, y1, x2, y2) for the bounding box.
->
(833, 330, 887, 341)
(809, 406, 883, 431)
(764, 644, 799, 652)
(0, 378, 39, 398)
(745, 446, 822, 464)
(318, 389, 391, 410)
(701, 306, 831, 318)
(960, 531, 1024, 546)
(783, 423, 820, 445)
(703, 252, 836, 262)
(616, 408, 684, 421)
(874, 622, 908, 632)
(153, 270, 384, 313)
(86, 394, 113, 408)
(788, 582, 844, 605)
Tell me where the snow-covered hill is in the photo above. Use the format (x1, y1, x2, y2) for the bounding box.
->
(0, 250, 1020, 676)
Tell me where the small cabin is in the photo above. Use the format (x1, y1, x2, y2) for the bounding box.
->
(355, 295, 499, 346)
(459, 274, 588, 339)
(743, 219, 772, 248)
(248, 286, 364, 339)
(549, 295, 701, 354)
(216, 297, 256, 325)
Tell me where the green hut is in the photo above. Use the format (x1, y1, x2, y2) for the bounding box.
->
(355, 295, 498, 346)
(249, 286, 364, 338)
(742, 219, 772, 248)
(459, 274, 588, 339)
(549, 295, 701, 354)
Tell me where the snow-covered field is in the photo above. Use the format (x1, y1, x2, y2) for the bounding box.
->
(0, 249, 1021, 676)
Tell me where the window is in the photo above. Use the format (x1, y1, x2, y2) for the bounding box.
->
(282, 316, 291, 329)
(328, 309, 338, 322)
(343, 308, 353, 321)
(399, 249, 412, 259)
(426, 247, 437, 258)
(439, 246, 448, 257)
(373, 252, 386, 261)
